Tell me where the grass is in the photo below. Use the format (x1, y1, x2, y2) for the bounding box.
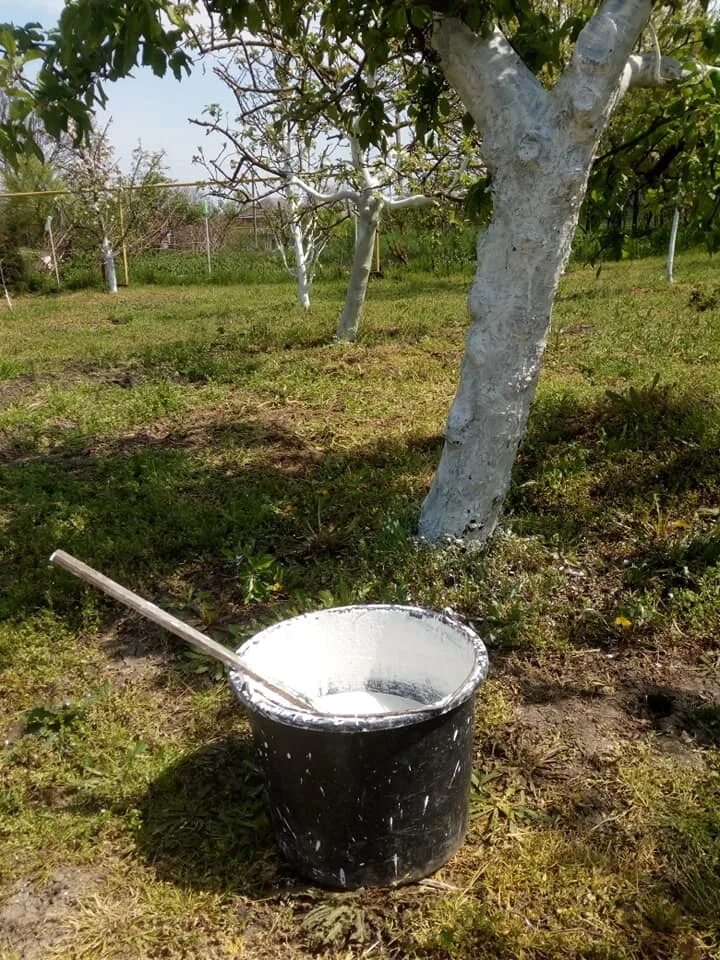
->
(1, 252, 720, 959)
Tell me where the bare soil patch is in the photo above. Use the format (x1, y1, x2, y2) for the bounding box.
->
(504, 647, 720, 762)
(99, 615, 172, 685)
(0, 866, 104, 960)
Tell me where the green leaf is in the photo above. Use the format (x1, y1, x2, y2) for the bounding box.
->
(386, 5, 407, 35)
(409, 6, 431, 28)
(143, 44, 167, 77)
(0, 27, 17, 57)
(245, 3, 263, 35)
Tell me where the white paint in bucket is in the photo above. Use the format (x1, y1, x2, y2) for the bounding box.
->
(231, 605, 488, 731)
(313, 691, 421, 714)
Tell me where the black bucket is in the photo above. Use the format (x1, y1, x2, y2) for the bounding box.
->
(229, 604, 488, 889)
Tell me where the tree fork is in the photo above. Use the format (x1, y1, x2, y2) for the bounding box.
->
(420, 0, 681, 543)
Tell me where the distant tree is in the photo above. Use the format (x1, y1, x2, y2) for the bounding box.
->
(193, 46, 346, 311)
(0, 23, 47, 163)
(192, 21, 468, 338)
(1, 156, 61, 242)
(581, 4, 720, 263)
(56, 124, 177, 291)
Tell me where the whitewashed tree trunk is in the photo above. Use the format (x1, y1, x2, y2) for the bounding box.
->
(334, 136, 437, 342)
(666, 204, 680, 283)
(0, 260, 13, 311)
(286, 187, 311, 311)
(420, 184, 584, 542)
(336, 195, 382, 341)
(102, 237, 118, 294)
(419, 1, 679, 543)
(291, 219, 311, 311)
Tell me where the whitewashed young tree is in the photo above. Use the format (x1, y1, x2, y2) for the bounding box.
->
(191, 24, 471, 340)
(267, 173, 332, 311)
(334, 132, 463, 341)
(192, 44, 348, 312)
(57, 126, 121, 292)
(57, 125, 171, 293)
(26, 0, 709, 543)
(290, 130, 449, 340)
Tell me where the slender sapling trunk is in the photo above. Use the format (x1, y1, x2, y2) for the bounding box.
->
(666, 204, 680, 283)
(102, 237, 118, 294)
(291, 219, 311, 311)
(336, 195, 382, 341)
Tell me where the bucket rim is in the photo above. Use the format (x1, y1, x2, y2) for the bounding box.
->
(228, 603, 489, 731)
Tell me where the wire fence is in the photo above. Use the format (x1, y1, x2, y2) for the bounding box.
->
(0, 177, 474, 294)
(5, 176, 694, 295)
(0, 179, 285, 292)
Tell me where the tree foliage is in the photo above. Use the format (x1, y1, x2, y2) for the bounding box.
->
(582, 3, 720, 259)
(2, 1, 710, 163)
(0, 22, 49, 162)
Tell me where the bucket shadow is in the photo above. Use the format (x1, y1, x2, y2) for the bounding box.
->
(132, 737, 287, 894)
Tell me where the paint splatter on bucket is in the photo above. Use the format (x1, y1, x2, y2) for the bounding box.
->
(229, 604, 488, 888)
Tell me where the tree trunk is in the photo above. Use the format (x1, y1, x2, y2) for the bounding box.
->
(284, 179, 311, 311)
(666, 204, 680, 283)
(419, 181, 581, 543)
(336, 196, 381, 342)
(102, 238, 118, 294)
(631, 188, 640, 236)
(291, 219, 311, 311)
(420, 4, 667, 544)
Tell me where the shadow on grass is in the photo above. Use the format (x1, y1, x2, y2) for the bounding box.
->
(510, 382, 720, 542)
(360, 276, 468, 304)
(131, 737, 287, 894)
(2, 377, 719, 650)
(0, 413, 438, 621)
(521, 379, 718, 470)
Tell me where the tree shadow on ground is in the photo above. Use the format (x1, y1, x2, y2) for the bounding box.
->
(621, 526, 720, 589)
(131, 737, 290, 895)
(360, 276, 468, 303)
(509, 383, 720, 555)
(2, 378, 719, 653)
(5, 385, 717, 949)
(516, 381, 719, 498)
(0, 412, 439, 621)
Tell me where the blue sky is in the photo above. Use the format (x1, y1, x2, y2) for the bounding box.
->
(5, 0, 236, 180)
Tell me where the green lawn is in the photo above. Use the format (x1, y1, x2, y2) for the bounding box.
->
(1, 254, 719, 959)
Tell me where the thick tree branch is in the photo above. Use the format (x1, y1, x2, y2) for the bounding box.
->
(625, 53, 685, 88)
(555, 0, 653, 117)
(288, 176, 359, 205)
(431, 18, 545, 135)
(349, 136, 378, 192)
(386, 194, 438, 210)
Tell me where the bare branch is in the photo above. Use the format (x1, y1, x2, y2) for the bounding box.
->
(386, 194, 438, 210)
(288, 176, 359, 205)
